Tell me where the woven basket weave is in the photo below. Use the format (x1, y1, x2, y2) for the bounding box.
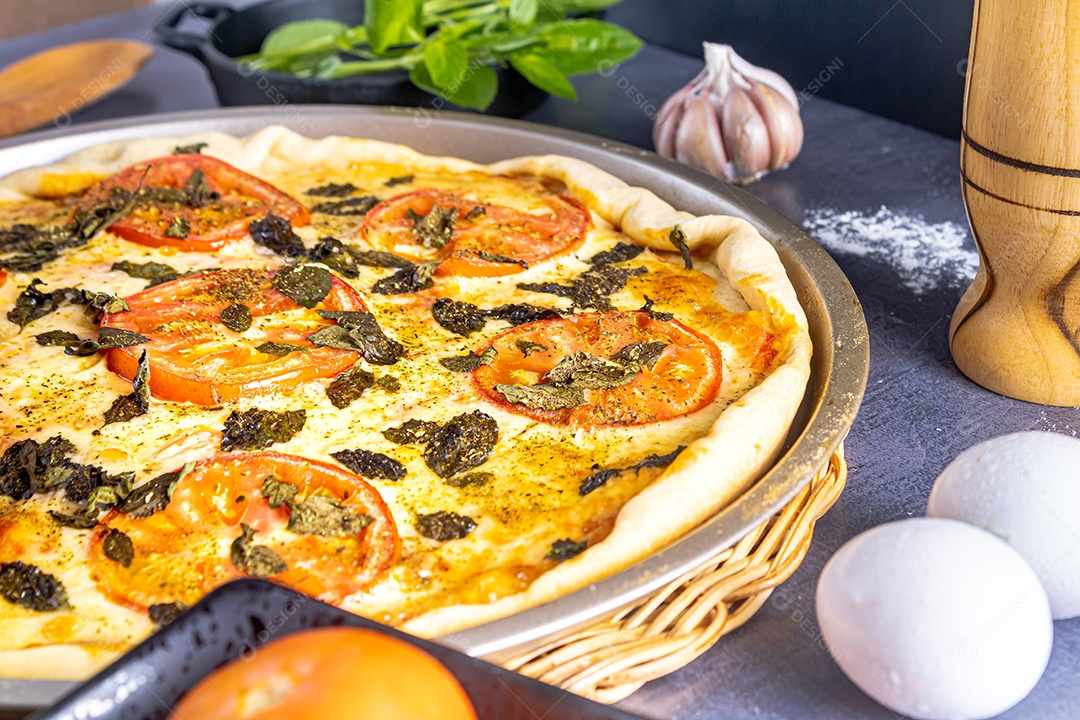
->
(500, 446, 847, 704)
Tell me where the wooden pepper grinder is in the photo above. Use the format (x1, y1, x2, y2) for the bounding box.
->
(950, 0, 1080, 405)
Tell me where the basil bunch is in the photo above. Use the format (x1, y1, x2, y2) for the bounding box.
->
(241, 0, 643, 111)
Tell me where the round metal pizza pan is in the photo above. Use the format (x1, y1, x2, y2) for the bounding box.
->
(0, 106, 868, 705)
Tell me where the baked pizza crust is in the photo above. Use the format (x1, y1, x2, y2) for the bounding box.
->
(0, 127, 810, 652)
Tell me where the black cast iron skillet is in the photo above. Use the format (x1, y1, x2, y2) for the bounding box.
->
(152, 0, 548, 117)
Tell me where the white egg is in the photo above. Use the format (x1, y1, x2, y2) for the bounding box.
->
(928, 430, 1080, 620)
(817, 518, 1052, 720)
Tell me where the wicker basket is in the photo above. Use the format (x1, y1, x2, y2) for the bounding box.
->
(500, 446, 848, 703)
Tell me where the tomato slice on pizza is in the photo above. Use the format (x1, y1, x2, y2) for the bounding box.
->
(361, 189, 589, 277)
(89, 452, 400, 608)
(73, 154, 309, 252)
(473, 310, 724, 426)
(101, 268, 373, 405)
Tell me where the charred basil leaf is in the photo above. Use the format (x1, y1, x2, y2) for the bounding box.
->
(546, 538, 588, 562)
(331, 449, 406, 481)
(0, 435, 76, 500)
(148, 600, 188, 624)
(580, 446, 687, 496)
(0, 562, 71, 611)
(477, 251, 527, 268)
(371, 262, 437, 295)
(287, 495, 373, 536)
(423, 410, 498, 478)
(118, 470, 182, 518)
(77, 290, 130, 319)
(49, 510, 98, 529)
(432, 298, 487, 336)
(221, 408, 306, 451)
(66, 327, 150, 357)
(325, 366, 374, 409)
(311, 310, 404, 365)
(8, 278, 58, 328)
(272, 264, 332, 309)
(384, 174, 414, 187)
(34, 330, 81, 348)
(416, 511, 476, 541)
(173, 142, 208, 155)
(111, 260, 183, 288)
(495, 384, 585, 410)
(70, 183, 139, 241)
(440, 346, 496, 373)
(0, 224, 87, 273)
(307, 237, 361, 278)
(610, 341, 668, 372)
(640, 296, 674, 322)
(256, 341, 307, 356)
(407, 205, 457, 248)
(588, 242, 645, 265)
(85, 476, 135, 515)
(163, 216, 190, 239)
(375, 374, 401, 392)
(669, 224, 693, 269)
(382, 419, 440, 445)
(249, 213, 305, 258)
(102, 527, 134, 568)
(465, 206, 486, 221)
(515, 340, 548, 357)
(518, 264, 647, 311)
(261, 475, 298, 509)
(546, 351, 637, 389)
(485, 303, 562, 326)
(310, 196, 381, 216)
(230, 523, 287, 578)
(348, 249, 414, 268)
(103, 350, 150, 425)
(307, 182, 357, 197)
(445, 471, 493, 489)
(220, 303, 252, 332)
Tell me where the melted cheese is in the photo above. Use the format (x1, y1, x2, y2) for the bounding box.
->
(0, 161, 784, 676)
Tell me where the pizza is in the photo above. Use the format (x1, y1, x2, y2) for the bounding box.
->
(0, 127, 811, 680)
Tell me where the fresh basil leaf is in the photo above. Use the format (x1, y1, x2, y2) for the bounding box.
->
(509, 52, 577, 100)
(509, 0, 539, 28)
(365, 0, 423, 55)
(262, 19, 348, 56)
(423, 36, 470, 91)
(410, 62, 498, 112)
(532, 19, 643, 77)
(272, 265, 333, 309)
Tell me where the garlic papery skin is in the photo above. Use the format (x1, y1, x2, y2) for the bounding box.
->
(654, 43, 804, 184)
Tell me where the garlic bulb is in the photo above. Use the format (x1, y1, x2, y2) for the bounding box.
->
(654, 43, 803, 184)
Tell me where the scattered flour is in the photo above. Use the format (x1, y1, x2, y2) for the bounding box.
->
(802, 206, 979, 294)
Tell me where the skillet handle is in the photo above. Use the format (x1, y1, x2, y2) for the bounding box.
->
(152, 2, 235, 57)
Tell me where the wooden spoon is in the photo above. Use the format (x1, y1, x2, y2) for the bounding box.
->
(0, 40, 154, 139)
